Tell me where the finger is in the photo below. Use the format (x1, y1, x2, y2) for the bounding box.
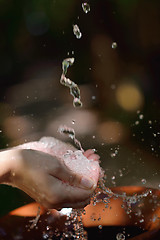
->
(48, 160, 96, 190)
(44, 176, 94, 209)
(88, 153, 100, 162)
(83, 149, 95, 158)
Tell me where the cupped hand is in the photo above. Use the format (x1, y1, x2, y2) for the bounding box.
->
(3, 137, 100, 210)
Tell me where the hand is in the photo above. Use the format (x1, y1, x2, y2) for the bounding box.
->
(0, 139, 100, 210)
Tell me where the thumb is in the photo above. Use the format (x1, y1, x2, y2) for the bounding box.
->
(50, 161, 97, 190)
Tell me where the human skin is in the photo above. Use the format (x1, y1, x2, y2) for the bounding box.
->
(0, 142, 100, 210)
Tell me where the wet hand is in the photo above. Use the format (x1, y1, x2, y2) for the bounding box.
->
(0, 146, 100, 210)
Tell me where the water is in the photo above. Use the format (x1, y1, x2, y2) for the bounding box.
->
(51, 126, 152, 239)
(98, 225, 102, 229)
(82, 3, 90, 14)
(141, 179, 147, 184)
(112, 42, 117, 49)
(58, 125, 84, 152)
(60, 58, 82, 107)
(73, 97, 82, 107)
(116, 233, 125, 240)
(29, 2, 157, 239)
(73, 24, 82, 39)
(29, 206, 41, 229)
(62, 58, 75, 75)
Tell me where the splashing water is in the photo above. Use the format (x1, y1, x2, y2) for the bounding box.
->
(82, 3, 91, 14)
(48, 2, 153, 239)
(58, 125, 84, 152)
(53, 127, 152, 239)
(73, 24, 82, 39)
(29, 206, 41, 229)
(27, 128, 153, 240)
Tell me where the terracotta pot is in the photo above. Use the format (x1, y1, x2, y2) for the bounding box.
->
(0, 186, 160, 239)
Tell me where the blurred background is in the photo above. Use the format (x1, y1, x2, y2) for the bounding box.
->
(0, 0, 160, 216)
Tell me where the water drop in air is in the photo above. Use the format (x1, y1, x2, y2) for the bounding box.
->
(139, 114, 144, 120)
(116, 233, 125, 240)
(112, 42, 117, 49)
(73, 24, 82, 39)
(62, 58, 75, 75)
(73, 97, 83, 107)
(141, 179, 146, 184)
(82, 3, 91, 13)
(98, 225, 102, 229)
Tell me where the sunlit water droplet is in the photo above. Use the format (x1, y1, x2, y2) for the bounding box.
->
(141, 178, 146, 184)
(58, 125, 83, 151)
(139, 114, 144, 120)
(82, 3, 91, 13)
(73, 24, 82, 39)
(70, 84, 80, 98)
(98, 225, 102, 229)
(135, 121, 139, 125)
(139, 218, 144, 223)
(116, 233, 125, 240)
(112, 42, 117, 49)
(60, 58, 82, 108)
(62, 58, 75, 75)
(73, 97, 83, 108)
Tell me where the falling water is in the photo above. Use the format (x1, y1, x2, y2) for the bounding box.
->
(112, 42, 118, 49)
(60, 58, 82, 107)
(58, 125, 84, 152)
(73, 24, 82, 39)
(30, 1, 156, 240)
(82, 3, 91, 14)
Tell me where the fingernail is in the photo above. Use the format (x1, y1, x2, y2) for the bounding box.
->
(80, 177, 94, 189)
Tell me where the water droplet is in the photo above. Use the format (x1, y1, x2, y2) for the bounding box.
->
(43, 233, 49, 239)
(141, 179, 146, 184)
(139, 218, 144, 223)
(98, 225, 102, 229)
(73, 98, 82, 107)
(111, 153, 116, 158)
(112, 42, 117, 49)
(116, 233, 125, 240)
(139, 114, 144, 120)
(73, 24, 82, 39)
(70, 84, 80, 98)
(60, 74, 72, 87)
(72, 120, 75, 124)
(62, 58, 75, 75)
(82, 3, 91, 13)
(46, 226, 50, 230)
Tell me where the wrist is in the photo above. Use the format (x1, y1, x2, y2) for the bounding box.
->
(0, 149, 18, 184)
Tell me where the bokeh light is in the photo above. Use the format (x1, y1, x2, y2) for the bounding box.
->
(115, 83, 144, 112)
